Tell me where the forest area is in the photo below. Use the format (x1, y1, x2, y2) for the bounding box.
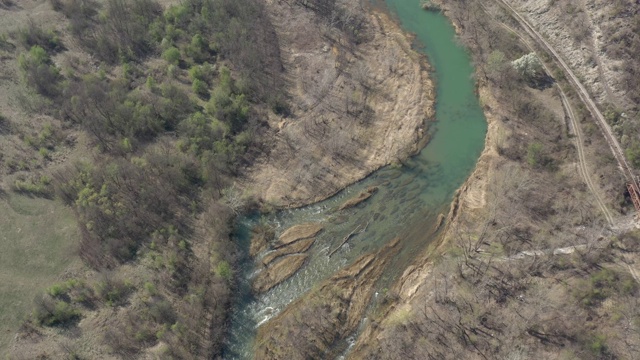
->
(2, 0, 640, 358)
(1, 0, 387, 358)
(2, 0, 286, 357)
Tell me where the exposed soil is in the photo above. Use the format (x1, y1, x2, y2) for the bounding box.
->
(275, 222, 323, 248)
(254, 237, 401, 360)
(261, 237, 315, 266)
(252, 254, 308, 294)
(243, 1, 435, 207)
(338, 186, 378, 210)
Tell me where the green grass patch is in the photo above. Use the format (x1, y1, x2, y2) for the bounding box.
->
(0, 194, 79, 352)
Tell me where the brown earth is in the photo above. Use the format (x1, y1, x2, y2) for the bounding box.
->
(243, 1, 435, 207)
(275, 222, 323, 248)
(338, 186, 378, 210)
(252, 254, 308, 294)
(261, 237, 315, 266)
(254, 237, 401, 360)
(250, 226, 276, 258)
(347, 1, 640, 359)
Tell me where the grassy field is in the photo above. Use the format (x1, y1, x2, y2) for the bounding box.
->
(0, 193, 79, 352)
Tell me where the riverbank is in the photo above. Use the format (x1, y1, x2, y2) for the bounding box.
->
(242, 1, 435, 208)
(226, 1, 488, 358)
(349, 0, 640, 358)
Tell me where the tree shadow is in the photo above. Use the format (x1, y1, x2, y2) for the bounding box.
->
(530, 73, 555, 90)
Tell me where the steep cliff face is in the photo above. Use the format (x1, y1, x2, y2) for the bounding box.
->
(244, 0, 435, 207)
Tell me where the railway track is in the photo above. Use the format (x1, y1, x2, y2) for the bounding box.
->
(491, 0, 640, 196)
(484, 0, 640, 222)
(478, 1, 616, 225)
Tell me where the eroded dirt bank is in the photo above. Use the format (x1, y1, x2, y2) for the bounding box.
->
(244, 0, 435, 207)
(348, 1, 640, 359)
(254, 237, 401, 360)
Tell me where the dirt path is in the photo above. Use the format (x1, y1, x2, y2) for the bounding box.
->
(492, 0, 639, 193)
(479, 2, 615, 226)
(559, 91, 615, 225)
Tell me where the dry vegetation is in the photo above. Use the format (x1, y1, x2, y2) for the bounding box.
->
(349, 0, 640, 359)
(243, 0, 435, 207)
(506, 0, 640, 170)
(2, 0, 285, 358)
(0, 0, 422, 358)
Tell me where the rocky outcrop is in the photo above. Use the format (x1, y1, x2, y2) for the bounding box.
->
(252, 254, 308, 294)
(275, 223, 323, 248)
(338, 186, 378, 210)
(254, 237, 401, 360)
(262, 237, 315, 266)
(252, 223, 322, 293)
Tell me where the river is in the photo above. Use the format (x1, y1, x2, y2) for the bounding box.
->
(223, 1, 487, 358)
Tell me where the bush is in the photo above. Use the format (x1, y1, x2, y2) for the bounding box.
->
(55, 0, 162, 64)
(526, 142, 543, 167)
(34, 295, 81, 326)
(96, 276, 132, 307)
(47, 278, 95, 305)
(588, 334, 608, 355)
(16, 20, 63, 52)
(192, 78, 209, 98)
(12, 175, 52, 197)
(215, 260, 232, 281)
(626, 141, 640, 169)
(162, 46, 181, 65)
(18, 45, 62, 98)
(206, 67, 249, 133)
(188, 63, 214, 83)
(145, 298, 176, 325)
(574, 268, 638, 307)
(178, 112, 227, 155)
(186, 33, 212, 63)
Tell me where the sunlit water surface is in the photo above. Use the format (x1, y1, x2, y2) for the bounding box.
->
(223, 1, 487, 358)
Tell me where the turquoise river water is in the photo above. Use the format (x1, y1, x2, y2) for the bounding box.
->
(223, 0, 487, 358)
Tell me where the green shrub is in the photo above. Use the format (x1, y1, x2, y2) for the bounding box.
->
(39, 147, 50, 159)
(604, 106, 622, 125)
(188, 63, 213, 83)
(56, 0, 162, 64)
(215, 260, 232, 281)
(96, 277, 133, 307)
(163, 3, 190, 28)
(145, 299, 176, 325)
(12, 175, 53, 197)
(17, 21, 63, 52)
(46, 278, 94, 305)
(144, 281, 157, 296)
(588, 334, 608, 355)
(626, 142, 640, 169)
(18, 45, 62, 97)
(574, 268, 638, 307)
(162, 46, 181, 65)
(186, 33, 211, 63)
(192, 78, 209, 98)
(177, 112, 227, 155)
(526, 142, 543, 167)
(269, 94, 291, 116)
(34, 296, 81, 327)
